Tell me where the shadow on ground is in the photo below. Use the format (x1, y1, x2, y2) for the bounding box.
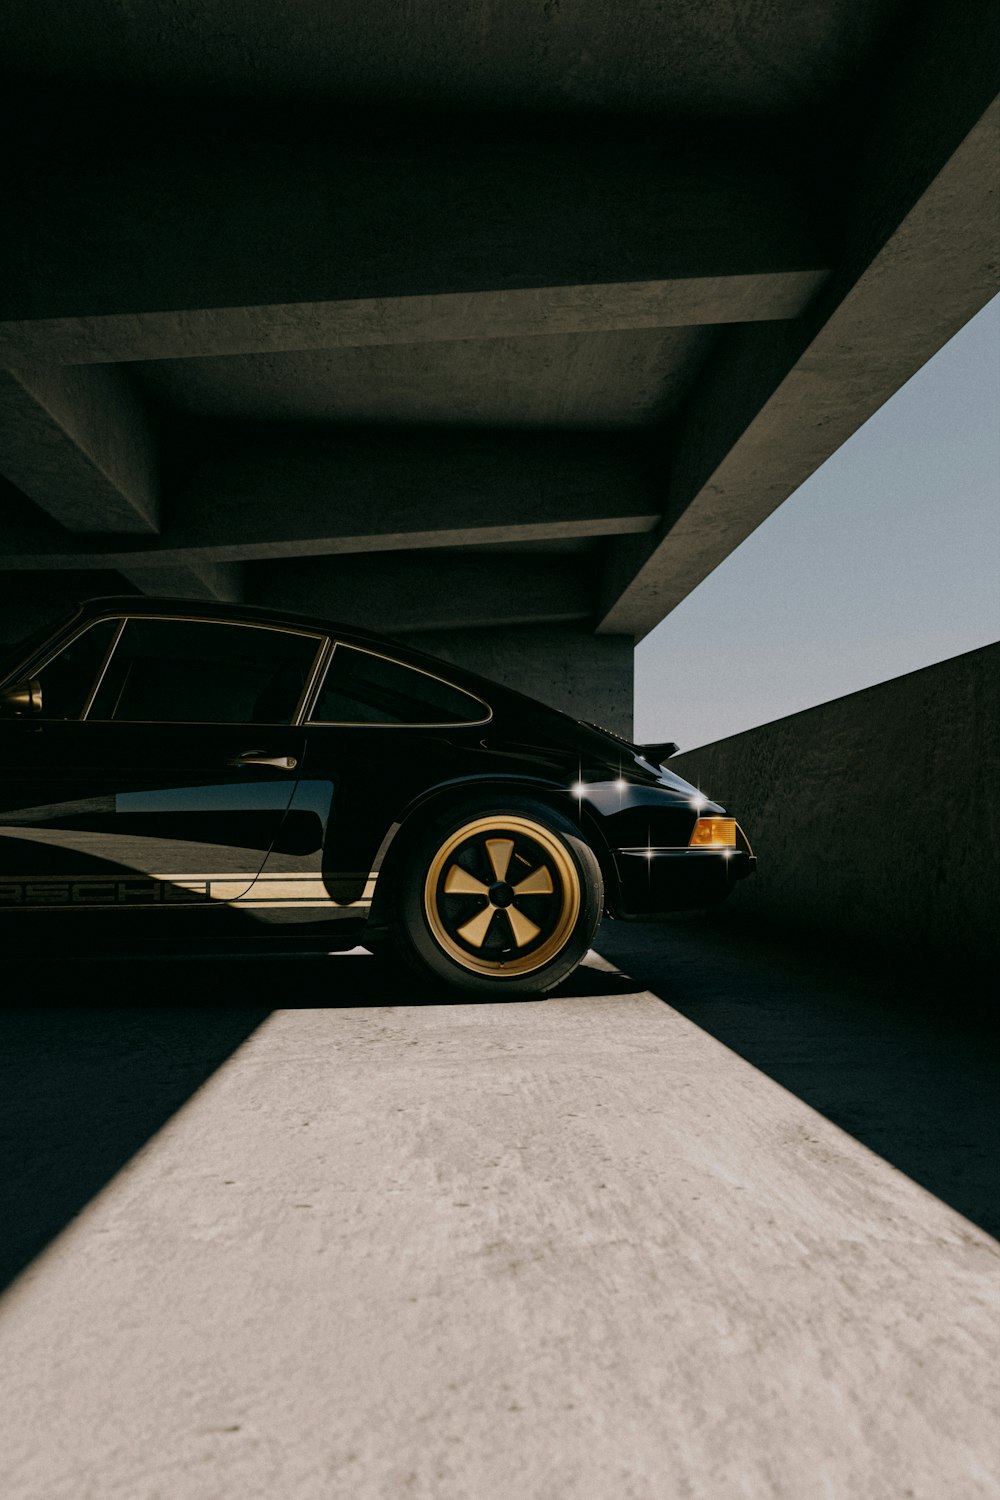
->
(0, 947, 632, 1291)
(597, 912, 1000, 1240)
(2, 920, 996, 1292)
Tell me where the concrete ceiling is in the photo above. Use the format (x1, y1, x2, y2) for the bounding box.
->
(0, 0, 997, 644)
(131, 327, 720, 429)
(2, 1, 902, 113)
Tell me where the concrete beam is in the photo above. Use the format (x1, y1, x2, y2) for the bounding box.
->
(0, 114, 830, 363)
(0, 365, 159, 533)
(598, 9, 1000, 638)
(252, 553, 593, 634)
(0, 275, 827, 368)
(115, 560, 244, 604)
(0, 373, 243, 600)
(0, 429, 659, 568)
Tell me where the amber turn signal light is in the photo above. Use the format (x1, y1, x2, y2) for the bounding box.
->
(689, 817, 737, 848)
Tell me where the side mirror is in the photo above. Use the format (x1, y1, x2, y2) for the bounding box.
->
(0, 678, 43, 717)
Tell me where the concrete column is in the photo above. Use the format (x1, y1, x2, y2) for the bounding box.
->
(399, 625, 635, 739)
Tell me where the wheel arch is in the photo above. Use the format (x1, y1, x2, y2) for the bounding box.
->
(366, 774, 622, 926)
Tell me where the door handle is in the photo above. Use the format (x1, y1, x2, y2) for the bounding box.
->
(228, 752, 298, 770)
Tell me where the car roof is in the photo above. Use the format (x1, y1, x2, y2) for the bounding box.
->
(50, 595, 554, 720)
(5, 595, 649, 769)
(71, 594, 411, 647)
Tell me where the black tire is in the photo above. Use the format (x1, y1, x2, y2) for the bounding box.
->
(385, 795, 603, 997)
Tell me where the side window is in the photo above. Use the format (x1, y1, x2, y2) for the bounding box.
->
(34, 619, 121, 720)
(309, 644, 488, 726)
(88, 618, 323, 725)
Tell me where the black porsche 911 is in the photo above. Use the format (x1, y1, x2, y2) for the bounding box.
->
(0, 598, 754, 994)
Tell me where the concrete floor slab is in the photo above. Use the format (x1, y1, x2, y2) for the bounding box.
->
(1, 943, 997, 1499)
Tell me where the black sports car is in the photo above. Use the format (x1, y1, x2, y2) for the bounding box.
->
(0, 598, 754, 994)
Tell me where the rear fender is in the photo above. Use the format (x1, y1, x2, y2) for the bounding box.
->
(366, 774, 623, 924)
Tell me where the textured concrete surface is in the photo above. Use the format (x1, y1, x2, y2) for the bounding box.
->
(598, 17, 1000, 634)
(671, 642, 1000, 964)
(2, 429, 659, 566)
(1, 932, 996, 1500)
(2, 4, 996, 657)
(134, 328, 718, 430)
(252, 551, 594, 636)
(403, 625, 635, 738)
(1, 1, 901, 115)
(0, 365, 158, 533)
(0, 276, 826, 368)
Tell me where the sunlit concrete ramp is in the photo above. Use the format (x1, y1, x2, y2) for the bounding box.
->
(2, 933, 996, 1499)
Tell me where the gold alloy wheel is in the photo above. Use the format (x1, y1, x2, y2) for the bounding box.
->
(423, 814, 582, 976)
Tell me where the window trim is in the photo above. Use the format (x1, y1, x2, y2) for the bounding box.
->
(80, 618, 127, 719)
(9, 613, 127, 720)
(75, 612, 329, 726)
(0, 606, 88, 689)
(306, 640, 492, 729)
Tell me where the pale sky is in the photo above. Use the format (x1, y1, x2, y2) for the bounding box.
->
(635, 293, 1000, 752)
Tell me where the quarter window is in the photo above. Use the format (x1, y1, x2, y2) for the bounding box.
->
(309, 644, 488, 726)
(34, 618, 121, 720)
(87, 618, 323, 724)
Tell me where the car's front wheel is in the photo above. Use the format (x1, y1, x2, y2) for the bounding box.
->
(387, 797, 603, 996)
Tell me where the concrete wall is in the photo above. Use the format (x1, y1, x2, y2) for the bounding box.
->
(671, 643, 1000, 965)
(399, 625, 634, 739)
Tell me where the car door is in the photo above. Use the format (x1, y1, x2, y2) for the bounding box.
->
(250, 639, 493, 925)
(0, 612, 326, 917)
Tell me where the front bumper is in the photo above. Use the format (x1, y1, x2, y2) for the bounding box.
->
(611, 846, 756, 919)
